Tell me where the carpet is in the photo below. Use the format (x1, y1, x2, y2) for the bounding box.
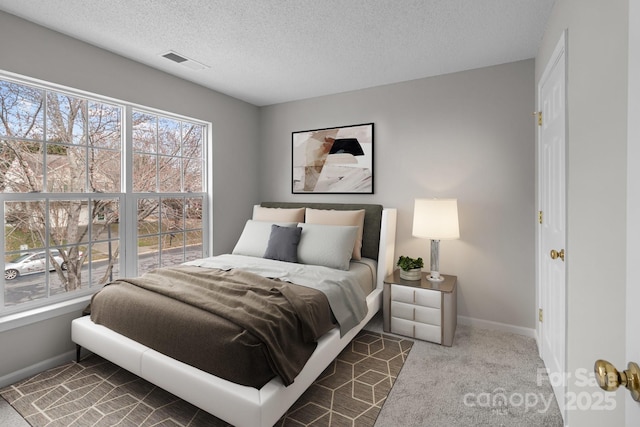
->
(373, 324, 564, 427)
(1, 330, 413, 427)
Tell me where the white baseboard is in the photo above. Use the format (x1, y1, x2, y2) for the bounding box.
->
(0, 349, 76, 389)
(458, 315, 537, 338)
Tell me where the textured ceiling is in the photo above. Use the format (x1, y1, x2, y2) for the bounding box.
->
(0, 0, 556, 106)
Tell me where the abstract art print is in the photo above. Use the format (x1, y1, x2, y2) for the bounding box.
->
(292, 123, 374, 193)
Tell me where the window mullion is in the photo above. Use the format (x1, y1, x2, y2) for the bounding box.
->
(124, 105, 133, 195)
(0, 200, 5, 308)
(205, 123, 213, 258)
(43, 92, 48, 193)
(122, 105, 135, 278)
(155, 117, 160, 193)
(84, 101, 90, 194)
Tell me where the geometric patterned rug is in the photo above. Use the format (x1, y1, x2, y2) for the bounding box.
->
(1, 330, 413, 427)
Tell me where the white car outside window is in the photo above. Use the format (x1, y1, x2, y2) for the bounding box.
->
(4, 250, 67, 280)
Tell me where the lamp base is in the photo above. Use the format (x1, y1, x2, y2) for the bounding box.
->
(427, 272, 445, 282)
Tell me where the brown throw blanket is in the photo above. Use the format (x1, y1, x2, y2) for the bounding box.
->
(90, 265, 335, 387)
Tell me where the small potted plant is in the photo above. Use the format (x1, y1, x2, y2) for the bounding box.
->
(397, 255, 424, 281)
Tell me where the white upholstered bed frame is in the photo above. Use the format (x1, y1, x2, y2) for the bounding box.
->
(71, 208, 396, 427)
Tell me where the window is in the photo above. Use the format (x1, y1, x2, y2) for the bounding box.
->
(0, 73, 209, 315)
(132, 110, 205, 274)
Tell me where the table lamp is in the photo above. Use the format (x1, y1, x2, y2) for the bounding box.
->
(412, 198, 460, 282)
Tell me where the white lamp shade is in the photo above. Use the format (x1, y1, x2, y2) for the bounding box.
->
(412, 198, 460, 240)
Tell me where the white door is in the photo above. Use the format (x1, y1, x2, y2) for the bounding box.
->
(537, 31, 567, 421)
(627, 1, 640, 423)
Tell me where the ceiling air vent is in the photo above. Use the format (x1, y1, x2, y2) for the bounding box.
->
(161, 50, 209, 71)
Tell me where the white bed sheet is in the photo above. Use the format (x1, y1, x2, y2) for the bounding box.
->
(184, 254, 377, 334)
(184, 254, 377, 294)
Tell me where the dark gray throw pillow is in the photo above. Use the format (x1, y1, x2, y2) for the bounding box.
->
(263, 224, 302, 263)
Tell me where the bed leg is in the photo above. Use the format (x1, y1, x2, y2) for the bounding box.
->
(76, 344, 82, 363)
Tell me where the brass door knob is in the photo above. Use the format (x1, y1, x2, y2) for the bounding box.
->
(550, 249, 565, 261)
(594, 359, 640, 401)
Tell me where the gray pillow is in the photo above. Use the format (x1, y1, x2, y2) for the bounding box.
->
(232, 220, 297, 258)
(263, 224, 302, 263)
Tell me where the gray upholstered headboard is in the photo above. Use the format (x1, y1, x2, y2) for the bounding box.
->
(260, 202, 384, 261)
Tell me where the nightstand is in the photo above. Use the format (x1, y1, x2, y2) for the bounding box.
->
(383, 270, 457, 346)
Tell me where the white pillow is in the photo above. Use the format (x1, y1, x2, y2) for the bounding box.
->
(297, 223, 359, 270)
(305, 208, 365, 259)
(232, 220, 297, 258)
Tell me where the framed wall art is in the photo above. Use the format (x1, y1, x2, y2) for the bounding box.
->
(292, 123, 374, 194)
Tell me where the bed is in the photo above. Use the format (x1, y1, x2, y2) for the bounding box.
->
(71, 202, 397, 427)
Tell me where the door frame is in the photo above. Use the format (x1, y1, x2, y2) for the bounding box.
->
(536, 29, 568, 422)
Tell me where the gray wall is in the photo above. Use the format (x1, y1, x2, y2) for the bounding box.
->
(536, 0, 629, 426)
(0, 11, 259, 381)
(259, 59, 536, 331)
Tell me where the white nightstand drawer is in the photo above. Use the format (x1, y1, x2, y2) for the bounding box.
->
(390, 317, 415, 337)
(391, 285, 441, 309)
(415, 305, 441, 326)
(390, 285, 415, 304)
(390, 317, 442, 344)
(414, 288, 441, 309)
(391, 301, 415, 320)
(391, 301, 441, 326)
(415, 323, 442, 344)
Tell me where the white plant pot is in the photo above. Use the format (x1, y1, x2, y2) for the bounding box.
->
(400, 268, 422, 281)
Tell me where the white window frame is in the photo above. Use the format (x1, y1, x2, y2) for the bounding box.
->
(0, 70, 212, 329)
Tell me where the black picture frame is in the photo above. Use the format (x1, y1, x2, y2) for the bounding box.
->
(291, 123, 374, 194)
